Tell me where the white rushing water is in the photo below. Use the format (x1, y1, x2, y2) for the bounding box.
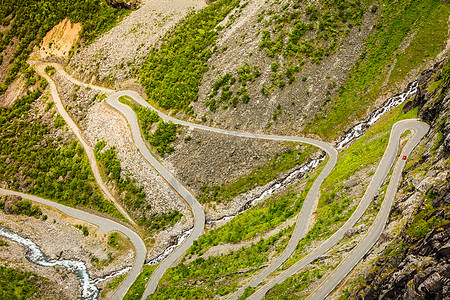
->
(336, 81, 418, 150)
(146, 227, 193, 265)
(208, 81, 419, 226)
(0, 226, 130, 300)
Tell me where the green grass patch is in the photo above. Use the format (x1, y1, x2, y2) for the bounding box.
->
(389, 4, 450, 85)
(123, 265, 157, 300)
(406, 191, 442, 239)
(199, 145, 315, 203)
(285, 103, 418, 267)
(190, 165, 323, 255)
(305, 0, 449, 140)
(149, 227, 293, 300)
(266, 263, 330, 299)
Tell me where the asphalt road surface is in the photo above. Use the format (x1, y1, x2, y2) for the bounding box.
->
(106, 91, 338, 300)
(0, 188, 146, 300)
(307, 120, 429, 300)
(39, 64, 428, 300)
(35, 64, 137, 228)
(244, 120, 429, 300)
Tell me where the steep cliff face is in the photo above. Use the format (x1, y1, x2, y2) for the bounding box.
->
(348, 59, 450, 300)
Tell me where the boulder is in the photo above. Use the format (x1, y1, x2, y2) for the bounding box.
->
(418, 272, 442, 294)
(4, 195, 21, 214)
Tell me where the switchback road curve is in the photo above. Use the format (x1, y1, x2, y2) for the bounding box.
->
(307, 120, 429, 300)
(43, 63, 338, 299)
(244, 120, 429, 300)
(35, 64, 138, 229)
(38, 63, 427, 300)
(0, 188, 146, 300)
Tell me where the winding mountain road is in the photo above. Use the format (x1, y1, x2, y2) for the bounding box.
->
(307, 120, 429, 300)
(43, 64, 338, 298)
(242, 120, 429, 300)
(0, 188, 146, 300)
(36, 63, 428, 300)
(35, 64, 137, 229)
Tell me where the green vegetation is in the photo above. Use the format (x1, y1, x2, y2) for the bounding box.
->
(0, 266, 38, 299)
(306, 0, 450, 139)
(95, 141, 146, 208)
(238, 286, 256, 300)
(5, 198, 42, 218)
(148, 227, 292, 299)
(149, 121, 178, 156)
(94, 140, 182, 232)
(266, 263, 329, 299)
(209, 0, 366, 98)
(139, 210, 182, 232)
(406, 191, 440, 239)
(199, 146, 314, 203)
(258, 0, 365, 62)
(191, 169, 321, 255)
(124, 265, 157, 300)
(53, 115, 65, 128)
(284, 103, 419, 269)
(119, 97, 179, 156)
(0, 0, 130, 95)
(139, 0, 241, 113)
(44, 66, 56, 76)
(206, 63, 259, 110)
(0, 91, 124, 220)
(103, 273, 127, 296)
(108, 232, 122, 249)
(75, 224, 89, 236)
(0, 238, 8, 247)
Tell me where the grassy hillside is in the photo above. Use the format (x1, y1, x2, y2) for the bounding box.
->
(305, 0, 450, 139)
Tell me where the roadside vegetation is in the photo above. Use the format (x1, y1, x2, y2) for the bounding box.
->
(265, 169, 392, 299)
(305, 0, 450, 139)
(123, 265, 157, 300)
(139, 0, 241, 114)
(283, 104, 418, 267)
(191, 167, 322, 255)
(144, 154, 323, 299)
(94, 140, 182, 232)
(0, 91, 124, 220)
(0, 197, 43, 219)
(0, 0, 130, 95)
(95, 141, 146, 209)
(119, 97, 180, 156)
(199, 145, 315, 203)
(148, 226, 293, 299)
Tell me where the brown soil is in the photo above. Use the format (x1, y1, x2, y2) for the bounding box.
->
(39, 18, 81, 60)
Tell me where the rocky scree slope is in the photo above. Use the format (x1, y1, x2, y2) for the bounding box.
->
(67, 0, 206, 88)
(190, 0, 377, 135)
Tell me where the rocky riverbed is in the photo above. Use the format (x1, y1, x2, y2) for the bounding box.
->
(0, 199, 134, 298)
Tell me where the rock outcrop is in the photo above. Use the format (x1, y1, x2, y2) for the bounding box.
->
(349, 58, 450, 300)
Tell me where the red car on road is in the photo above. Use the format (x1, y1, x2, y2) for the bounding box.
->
(402, 155, 407, 160)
